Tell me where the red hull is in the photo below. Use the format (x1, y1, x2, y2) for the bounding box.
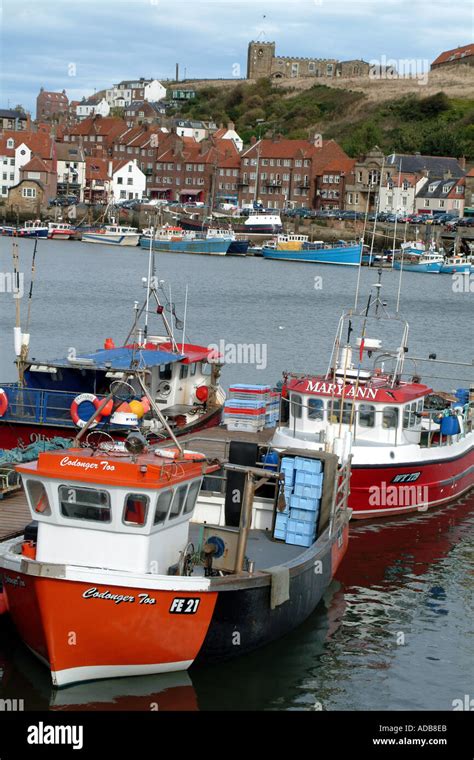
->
(0, 407, 223, 450)
(350, 446, 474, 518)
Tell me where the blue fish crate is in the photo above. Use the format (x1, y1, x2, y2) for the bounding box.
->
(289, 494, 320, 512)
(285, 517, 317, 548)
(294, 457, 322, 475)
(293, 483, 322, 500)
(290, 507, 319, 522)
(294, 471, 324, 488)
(273, 511, 288, 540)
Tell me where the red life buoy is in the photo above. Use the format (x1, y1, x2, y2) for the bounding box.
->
(0, 389, 8, 417)
(70, 393, 103, 428)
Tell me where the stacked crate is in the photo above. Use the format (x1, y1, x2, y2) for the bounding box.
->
(224, 385, 279, 432)
(273, 456, 323, 547)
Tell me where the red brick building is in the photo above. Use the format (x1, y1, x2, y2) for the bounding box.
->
(63, 115, 128, 157)
(238, 136, 354, 210)
(36, 88, 69, 121)
(431, 43, 474, 70)
(84, 157, 111, 204)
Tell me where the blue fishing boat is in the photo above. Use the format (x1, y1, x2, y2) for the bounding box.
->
(262, 235, 362, 266)
(439, 255, 473, 274)
(140, 226, 230, 256)
(393, 252, 444, 273)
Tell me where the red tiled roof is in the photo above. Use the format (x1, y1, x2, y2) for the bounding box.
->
(466, 167, 474, 177)
(38, 90, 68, 102)
(85, 157, 110, 181)
(432, 43, 474, 66)
(21, 156, 51, 173)
(67, 116, 127, 138)
(0, 130, 53, 159)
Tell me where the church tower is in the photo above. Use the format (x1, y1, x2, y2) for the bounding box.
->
(247, 41, 276, 79)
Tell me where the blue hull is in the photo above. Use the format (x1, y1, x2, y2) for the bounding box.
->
(262, 244, 362, 266)
(440, 263, 472, 274)
(139, 238, 229, 255)
(393, 261, 441, 273)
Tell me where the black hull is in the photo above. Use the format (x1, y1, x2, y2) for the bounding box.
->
(179, 218, 282, 237)
(227, 240, 249, 255)
(195, 520, 348, 664)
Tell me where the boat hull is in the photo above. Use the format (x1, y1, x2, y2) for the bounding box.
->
(227, 240, 249, 256)
(440, 263, 472, 274)
(0, 514, 349, 685)
(179, 218, 282, 236)
(262, 244, 362, 266)
(82, 233, 140, 246)
(19, 230, 48, 239)
(139, 238, 229, 256)
(393, 261, 442, 273)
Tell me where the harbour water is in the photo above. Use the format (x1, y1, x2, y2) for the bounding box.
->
(0, 237, 472, 710)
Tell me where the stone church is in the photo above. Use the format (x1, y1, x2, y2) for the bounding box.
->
(247, 41, 370, 80)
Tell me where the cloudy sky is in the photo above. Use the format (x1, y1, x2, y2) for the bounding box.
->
(0, 0, 471, 112)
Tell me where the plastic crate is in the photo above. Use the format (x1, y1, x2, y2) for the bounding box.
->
(285, 517, 317, 548)
(290, 507, 319, 522)
(293, 483, 322, 500)
(225, 420, 264, 432)
(273, 511, 288, 540)
(294, 471, 324, 488)
(289, 494, 320, 512)
(294, 457, 322, 475)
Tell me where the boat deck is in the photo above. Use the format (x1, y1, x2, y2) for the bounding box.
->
(182, 426, 274, 460)
(188, 523, 302, 571)
(0, 490, 30, 541)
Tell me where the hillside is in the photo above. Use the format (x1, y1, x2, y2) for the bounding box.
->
(174, 70, 474, 160)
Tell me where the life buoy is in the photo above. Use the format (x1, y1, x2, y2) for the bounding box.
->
(70, 393, 103, 428)
(0, 389, 8, 417)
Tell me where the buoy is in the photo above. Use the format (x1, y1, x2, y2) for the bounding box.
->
(141, 396, 151, 414)
(70, 393, 103, 428)
(130, 400, 145, 419)
(101, 398, 114, 416)
(195, 385, 209, 403)
(104, 338, 115, 350)
(0, 389, 8, 417)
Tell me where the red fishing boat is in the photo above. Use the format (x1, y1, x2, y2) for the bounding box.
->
(272, 277, 474, 519)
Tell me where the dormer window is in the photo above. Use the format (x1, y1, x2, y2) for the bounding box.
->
(7, 138, 14, 149)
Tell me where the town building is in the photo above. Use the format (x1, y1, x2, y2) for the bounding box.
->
(171, 89, 196, 101)
(124, 101, 167, 128)
(464, 168, 474, 215)
(63, 115, 128, 157)
(36, 88, 69, 121)
(431, 43, 474, 70)
(247, 41, 370, 80)
(76, 97, 110, 121)
(0, 109, 29, 131)
(173, 119, 212, 142)
(55, 143, 86, 201)
(414, 176, 465, 216)
(212, 122, 244, 153)
(378, 173, 424, 214)
(105, 79, 166, 108)
(84, 157, 111, 204)
(0, 131, 54, 200)
(109, 158, 146, 201)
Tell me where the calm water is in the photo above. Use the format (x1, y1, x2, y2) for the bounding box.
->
(0, 237, 472, 710)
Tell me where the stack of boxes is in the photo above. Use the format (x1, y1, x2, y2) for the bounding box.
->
(273, 456, 324, 547)
(224, 385, 280, 432)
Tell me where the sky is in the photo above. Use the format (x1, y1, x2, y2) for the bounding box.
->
(0, 0, 472, 113)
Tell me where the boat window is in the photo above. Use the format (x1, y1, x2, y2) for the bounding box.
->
(417, 399, 424, 413)
(26, 480, 51, 516)
(383, 407, 399, 429)
(290, 394, 302, 419)
(403, 402, 418, 429)
(169, 484, 188, 520)
(331, 399, 353, 425)
(59, 485, 111, 522)
(159, 364, 172, 380)
(123, 493, 149, 527)
(180, 364, 189, 380)
(358, 404, 375, 428)
(202, 362, 212, 376)
(183, 480, 201, 515)
(308, 398, 324, 420)
(189, 363, 197, 377)
(154, 489, 173, 525)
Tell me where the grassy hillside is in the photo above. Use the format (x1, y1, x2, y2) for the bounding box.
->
(174, 79, 474, 160)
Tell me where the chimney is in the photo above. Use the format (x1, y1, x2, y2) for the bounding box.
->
(458, 156, 466, 171)
(227, 121, 235, 131)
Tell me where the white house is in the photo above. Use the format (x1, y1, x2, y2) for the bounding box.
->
(213, 122, 244, 153)
(174, 120, 209, 142)
(414, 176, 465, 216)
(0, 132, 54, 198)
(55, 143, 86, 201)
(76, 97, 110, 120)
(379, 174, 426, 214)
(109, 158, 146, 201)
(106, 79, 166, 108)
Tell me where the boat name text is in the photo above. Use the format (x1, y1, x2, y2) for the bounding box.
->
(82, 587, 156, 604)
(305, 381, 379, 400)
(60, 457, 116, 471)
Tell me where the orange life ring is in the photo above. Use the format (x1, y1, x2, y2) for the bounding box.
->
(70, 393, 103, 428)
(0, 389, 8, 417)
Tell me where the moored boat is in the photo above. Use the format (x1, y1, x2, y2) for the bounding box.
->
(263, 235, 362, 266)
(47, 222, 75, 240)
(0, 432, 351, 686)
(393, 252, 444, 273)
(180, 212, 283, 237)
(18, 220, 49, 238)
(81, 225, 140, 246)
(272, 277, 474, 519)
(439, 255, 473, 274)
(140, 226, 230, 256)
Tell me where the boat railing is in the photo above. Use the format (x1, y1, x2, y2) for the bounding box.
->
(0, 383, 109, 428)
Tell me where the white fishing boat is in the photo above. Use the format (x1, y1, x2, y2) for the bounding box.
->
(81, 225, 140, 247)
(47, 222, 75, 240)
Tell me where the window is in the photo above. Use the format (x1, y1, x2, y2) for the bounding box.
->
(123, 493, 149, 526)
(59, 485, 111, 522)
(331, 399, 353, 425)
(308, 398, 324, 420)
(117, 177, 123, 184)
(358, 404, 375, 428)
(154, 489, 173, 525)
(290, 393, 302, 419)
(180, 364, 189, 379)
(127, 178, 133, 185)
(169, 484, 188, 520)
(128, 164, 133, 171)
(22, 187, 36, 198)
(26, 480, 51, 516)
(183, 480, 201, 515)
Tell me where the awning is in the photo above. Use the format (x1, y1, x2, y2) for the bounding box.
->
(180, 189, 202, 196)
(46, 348, 185, 371)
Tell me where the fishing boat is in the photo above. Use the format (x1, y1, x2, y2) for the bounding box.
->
(47, 222, 75, 240)
(81, 225, 140, 247)
(0, 242, 225, 449)
(439, 255, 473, 274)
(272, 275, 474, 519)
(206, 228, 249, 256)
(393, 252, 444, 273)
(262, 235, 362, 266)
(140, 226, 230, 256)
(0, 427, 351, 686)
(18, 220, 49, 239)
(180, 212, 283, 236)
(400, 240, 426, 256)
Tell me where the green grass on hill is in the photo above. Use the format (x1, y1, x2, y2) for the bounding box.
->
(174, 79, 474, 160)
